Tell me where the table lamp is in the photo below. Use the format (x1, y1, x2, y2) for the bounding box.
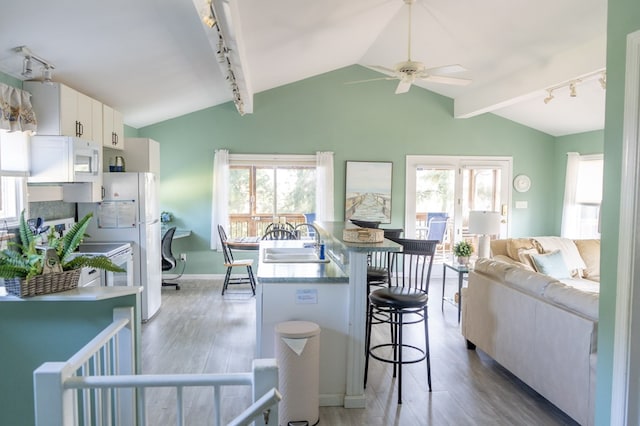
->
(468, 211, 501, 259)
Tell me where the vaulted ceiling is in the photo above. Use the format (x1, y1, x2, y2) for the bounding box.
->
(0, 0, 607, 136)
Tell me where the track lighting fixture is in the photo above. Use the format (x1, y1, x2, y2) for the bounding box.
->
(542, 70, 606, 104)
(14, 46, 55, 83)
(197, 0, 249, 115)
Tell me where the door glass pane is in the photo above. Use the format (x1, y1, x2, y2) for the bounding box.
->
(461, 167, 502, 241)
(415, 168, 454, 239)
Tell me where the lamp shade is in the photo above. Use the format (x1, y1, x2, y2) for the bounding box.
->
(468, 211, 501, 235)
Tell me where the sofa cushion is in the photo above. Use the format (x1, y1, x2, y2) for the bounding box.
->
(543, 281, 599, 320)
(533, 236, 587, 276)
(574, 239, 600, 280)
(504, 265, 555, 296)
(505, 238, 537, 261)
(530, 250, 572, 280)
(493, 254, 536, 271)
(473, 258, 516, 282)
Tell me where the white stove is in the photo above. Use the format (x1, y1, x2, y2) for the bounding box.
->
(74, 242, 134, 288)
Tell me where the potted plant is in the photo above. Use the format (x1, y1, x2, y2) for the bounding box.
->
(453, 240, 474, 265)
(0, 211, 124, 297)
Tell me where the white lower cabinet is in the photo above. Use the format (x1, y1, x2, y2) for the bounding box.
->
(257, 280, 350, 407)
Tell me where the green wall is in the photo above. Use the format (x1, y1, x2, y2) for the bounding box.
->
(596, 0, 640, 423)
(139, 65, 562, 275)
(553, 130, 604, 233)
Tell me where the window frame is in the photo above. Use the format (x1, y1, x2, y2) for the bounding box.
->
(228, 154, 317, 238)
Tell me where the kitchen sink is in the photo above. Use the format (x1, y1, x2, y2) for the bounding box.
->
(262, 247, 330, 263)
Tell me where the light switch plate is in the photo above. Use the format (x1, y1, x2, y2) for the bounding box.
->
(515, 201, 528, 209)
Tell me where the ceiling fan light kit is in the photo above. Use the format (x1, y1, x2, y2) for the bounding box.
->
(347, 0, 471, 94)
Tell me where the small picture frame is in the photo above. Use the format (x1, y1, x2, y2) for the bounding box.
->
(345, 161, 392, 223)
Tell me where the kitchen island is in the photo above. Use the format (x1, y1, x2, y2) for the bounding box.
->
(256, 222, 401, 408)
(0, 286, 141, 425)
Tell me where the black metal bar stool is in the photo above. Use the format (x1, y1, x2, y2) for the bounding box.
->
(364, 238, 438, 404)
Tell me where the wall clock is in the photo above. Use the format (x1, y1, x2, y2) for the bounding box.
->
(513, 174, 531, 193)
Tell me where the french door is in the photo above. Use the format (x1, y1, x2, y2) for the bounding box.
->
(405, 156, 513, 245)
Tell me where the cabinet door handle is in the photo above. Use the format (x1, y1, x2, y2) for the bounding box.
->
(75, 120, 80, 137)
(79, 121, 83, 137)
(112, 132, 117, 146)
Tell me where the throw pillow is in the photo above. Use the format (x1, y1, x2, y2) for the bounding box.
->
(573, 239, 600, 279)
(516, 247, 539, 271)
(506, 238, 536, 261)
(530, 250, 572, 279)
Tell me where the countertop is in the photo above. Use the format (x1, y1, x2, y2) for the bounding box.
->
(0, 285, 142, 301)
(256, 221, 402, 283)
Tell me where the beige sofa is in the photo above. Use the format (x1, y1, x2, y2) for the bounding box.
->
(461, 237, 600, 426)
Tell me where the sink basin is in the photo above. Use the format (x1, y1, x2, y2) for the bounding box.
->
(262, 247, 330, 263)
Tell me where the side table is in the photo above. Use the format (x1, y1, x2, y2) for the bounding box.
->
(441, 261, 471, 323)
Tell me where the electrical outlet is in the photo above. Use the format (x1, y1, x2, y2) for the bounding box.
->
(179, 253, 187, 262)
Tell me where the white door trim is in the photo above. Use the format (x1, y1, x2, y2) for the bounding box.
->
(405, 155, 512, 239)
(611, 29, 640, 425)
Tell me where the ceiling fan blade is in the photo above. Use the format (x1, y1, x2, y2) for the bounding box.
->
(345, 77, 397, 85)
(395, 79, 412, 94)
(422, 75, 472, 86)
(424, 64, 467, 75)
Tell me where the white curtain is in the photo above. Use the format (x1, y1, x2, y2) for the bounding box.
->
(0, 83, 37, 133)
(210, 149, 229, 250)
(561, 152, 580, 238)
(315, 151, 335, 222)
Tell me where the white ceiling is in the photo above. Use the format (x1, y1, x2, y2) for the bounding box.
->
(0, 0, 607, 137)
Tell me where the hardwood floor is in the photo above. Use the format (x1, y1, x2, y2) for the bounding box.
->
(142, 272, 578, 426)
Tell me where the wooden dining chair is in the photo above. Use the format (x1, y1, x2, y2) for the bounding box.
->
(217, 225, 256, 295)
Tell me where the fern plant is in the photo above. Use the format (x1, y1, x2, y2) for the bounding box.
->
(0, 211, 124, 280)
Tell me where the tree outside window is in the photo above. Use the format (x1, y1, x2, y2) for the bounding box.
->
(229, 165, 315, 237)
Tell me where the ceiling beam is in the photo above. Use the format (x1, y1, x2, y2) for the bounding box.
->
(454, 34, 606, 119)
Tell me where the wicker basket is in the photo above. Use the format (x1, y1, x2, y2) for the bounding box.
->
(343, 227, 384, 243)
(4, 269, 81, 297)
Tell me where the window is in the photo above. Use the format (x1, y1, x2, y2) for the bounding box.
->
(561, 153, 603, 239)
(0, 131, 28, 227)
(228, 155, 316, 238)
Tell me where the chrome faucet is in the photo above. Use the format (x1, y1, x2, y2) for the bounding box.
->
(295, 223, 321, 246)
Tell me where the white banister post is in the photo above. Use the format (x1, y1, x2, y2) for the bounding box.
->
(252, 358, 278, 426)
(113, 307, 136, 425)
(33, 362, 74, 426)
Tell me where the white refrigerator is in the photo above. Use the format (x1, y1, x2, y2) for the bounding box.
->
(78, 172, 162, 321)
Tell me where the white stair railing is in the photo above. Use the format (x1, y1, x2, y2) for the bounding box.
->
(33, 307, 280, 426)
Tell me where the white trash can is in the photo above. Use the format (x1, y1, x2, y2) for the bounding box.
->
(275, 320, 320, 426)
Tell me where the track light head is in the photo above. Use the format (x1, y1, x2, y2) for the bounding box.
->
(42, 65, 53, 85)
(543, 89, 554, 104)
(22, 57, 33, 78)
(569, 82, 577, 97)
(599, 72, 607, 90)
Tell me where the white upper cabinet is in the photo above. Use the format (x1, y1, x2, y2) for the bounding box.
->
(24, 82, 100, 140)
(103, 104, 124, 150)
(122, 138, 160, 175)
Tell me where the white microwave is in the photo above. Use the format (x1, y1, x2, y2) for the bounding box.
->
(28, 135, 101, 183)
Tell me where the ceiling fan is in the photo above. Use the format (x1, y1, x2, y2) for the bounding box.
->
(350, 0, 472, 94)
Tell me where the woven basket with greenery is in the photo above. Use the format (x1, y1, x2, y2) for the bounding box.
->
(4, 269, 82, 297)
(0, 212, 124, 297)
